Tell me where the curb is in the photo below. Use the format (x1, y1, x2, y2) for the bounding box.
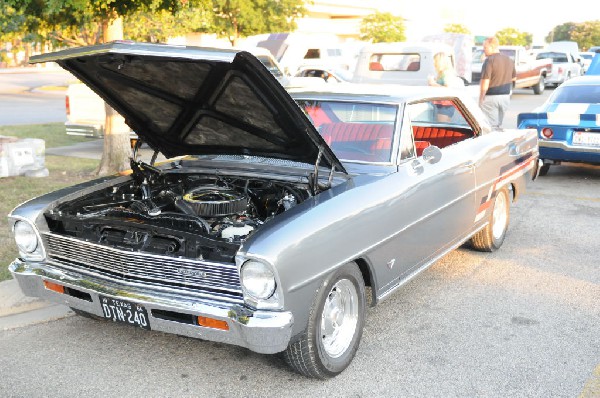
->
(0, 279, 73, 330)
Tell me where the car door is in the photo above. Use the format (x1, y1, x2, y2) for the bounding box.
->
(371, 99, 478, 298)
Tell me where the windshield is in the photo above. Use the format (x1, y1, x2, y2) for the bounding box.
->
(548, 85, 600, 104)
(295, 100, 398, 163)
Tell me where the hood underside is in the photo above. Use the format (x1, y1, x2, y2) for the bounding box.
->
(31, 41, 345, 172)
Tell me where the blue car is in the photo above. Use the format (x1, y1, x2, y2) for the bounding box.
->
(517, 71, 600, 175)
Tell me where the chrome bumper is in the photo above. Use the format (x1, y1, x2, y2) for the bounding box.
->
(9, 260, 293, 354)
(539, 140, 600, 154)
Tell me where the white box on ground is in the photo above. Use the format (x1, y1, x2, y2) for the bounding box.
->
(0, 136, 49, 178)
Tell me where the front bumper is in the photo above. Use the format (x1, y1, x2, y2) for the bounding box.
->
(9, 259, 293, 354)
(539, 140, 600, 163)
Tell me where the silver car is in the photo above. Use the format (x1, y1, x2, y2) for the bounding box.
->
(8, 42, 540, 379)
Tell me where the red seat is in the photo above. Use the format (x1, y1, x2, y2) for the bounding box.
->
(320, 123, 393, 143)
(413, 126, 467, 148)
(415, 140, 431, 156)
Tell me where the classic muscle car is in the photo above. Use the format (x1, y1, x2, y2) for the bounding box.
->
(9, 42, 540, 379)
(517, 74, 600, 175)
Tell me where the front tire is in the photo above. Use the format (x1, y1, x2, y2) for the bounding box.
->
(539, 163, 550, 176)
(283, 263, 366, 379)
(471, 187, 510, 251)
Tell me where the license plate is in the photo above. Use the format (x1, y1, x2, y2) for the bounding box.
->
(100, 296, 150, 330)
(573, 131, 600, 147)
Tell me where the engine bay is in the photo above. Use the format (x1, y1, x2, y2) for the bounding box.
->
(45, 163, 311, 263)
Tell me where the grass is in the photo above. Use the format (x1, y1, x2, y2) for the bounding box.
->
(0, 123, 89, 148)
(1, 123, 99, 282)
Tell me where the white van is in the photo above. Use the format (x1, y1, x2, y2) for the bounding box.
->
(351, 42, 456, 86)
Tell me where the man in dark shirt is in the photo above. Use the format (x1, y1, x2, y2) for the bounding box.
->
(479, 37, 516, 128)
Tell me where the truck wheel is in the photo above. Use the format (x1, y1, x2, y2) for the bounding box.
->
(471, 187, 510, 252)
(533, 76, 545, 94)
(539, 164, 550, 176)
(283, 263, 365, 379)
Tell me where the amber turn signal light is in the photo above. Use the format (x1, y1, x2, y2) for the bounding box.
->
(43, 280, 65, 294)
(197, 316, 229, 331)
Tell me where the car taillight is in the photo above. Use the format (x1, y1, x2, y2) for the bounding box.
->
(65, 95, 70, 116)
(541, 127, 553, 139)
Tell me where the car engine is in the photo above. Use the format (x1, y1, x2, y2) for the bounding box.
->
(44, 163, 311, 263)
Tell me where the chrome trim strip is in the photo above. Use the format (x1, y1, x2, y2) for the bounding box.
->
(43, 233, 242, 295)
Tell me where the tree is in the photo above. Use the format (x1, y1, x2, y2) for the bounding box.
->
(546, 22, 577, 43)
(495, 28, 532, 46)
(444, 23, 470, 35)
(8, 0, 211, 175)
(211, 0, 306, 47)
(544, 21, 600, 50)
(558, 21, 600, 51)
(359, 12, 406, 43)
(124, 7, 212, 43)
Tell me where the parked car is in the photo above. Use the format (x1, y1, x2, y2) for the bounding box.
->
(10, 42, 540, 379)
(579, 52, 595, 74)
(517, 73, 600, 175)
(293, 66, 353, 83)
(536, 51, 582, 87)
(472, 45, 552, 94)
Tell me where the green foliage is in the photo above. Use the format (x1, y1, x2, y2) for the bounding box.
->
(5, 0, 212, 47)
(359, 12, 406, 43)
(547, 20, 600, 51)
(124, 6, 212, 43)
(444, 23, 470, 35)
(495, 28, 532, 46)
(211, 0, 306, 46)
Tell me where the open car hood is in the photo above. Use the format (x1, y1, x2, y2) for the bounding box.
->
(31, 41, 345, 173)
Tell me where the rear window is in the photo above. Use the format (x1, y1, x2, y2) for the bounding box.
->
(369, 53, 422, 71)
(549, 85, 600, 104)
(537, 52, 568, 63)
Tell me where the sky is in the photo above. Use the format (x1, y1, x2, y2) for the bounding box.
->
(380, 1, 592, 44)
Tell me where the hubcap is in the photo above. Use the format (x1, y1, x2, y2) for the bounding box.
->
(492, 191, 508, 240)
(320, 279, 359, 358)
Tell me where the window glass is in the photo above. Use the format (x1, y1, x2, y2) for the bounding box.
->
(304, 49, 320, 59)
(295, 99, 399, 163)
(369, 53, 421, 71)
(548, 85, 600, 103)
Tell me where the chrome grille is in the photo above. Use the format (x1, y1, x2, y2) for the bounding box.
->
(43, 233, 242, 298)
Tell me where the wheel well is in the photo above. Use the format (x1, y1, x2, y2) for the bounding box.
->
(353, 258, 376, 307)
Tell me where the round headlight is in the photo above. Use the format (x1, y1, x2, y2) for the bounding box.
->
(14, 221, 39, 253)
(240, 260, 276, 300)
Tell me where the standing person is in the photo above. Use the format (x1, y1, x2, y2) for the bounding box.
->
(479, 37, 516, 128)
(428, 52, 463, 121)
(428, 52, 463, 88)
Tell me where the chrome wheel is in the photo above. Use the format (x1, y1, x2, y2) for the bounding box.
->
(492, 190, 508, 240)
(320, 279, 359, 358)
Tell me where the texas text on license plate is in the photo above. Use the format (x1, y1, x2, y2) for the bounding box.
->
(100, 296, 150, 330)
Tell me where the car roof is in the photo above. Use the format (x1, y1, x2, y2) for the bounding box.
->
(287, 83, 466, 103)
(559, 75, 600, 86)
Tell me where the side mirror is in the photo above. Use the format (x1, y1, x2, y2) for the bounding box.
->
(422, 145, 442, 164)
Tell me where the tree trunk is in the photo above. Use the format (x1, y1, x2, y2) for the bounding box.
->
(96, 16, 131, 176)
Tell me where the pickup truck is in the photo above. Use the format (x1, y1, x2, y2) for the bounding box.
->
(472, 45, 552, 94)
(535, 50, 582, 87)
(65, 83, 129, 137)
